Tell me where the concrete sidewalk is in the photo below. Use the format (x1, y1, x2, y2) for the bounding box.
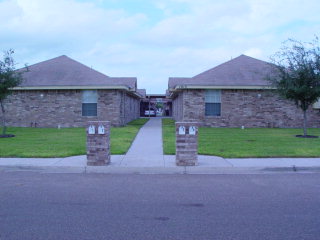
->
(1, 155, 320, 174)
(120, 118, 164, 166)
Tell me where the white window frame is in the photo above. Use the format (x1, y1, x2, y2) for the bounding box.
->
(205, 90, 221, 116)
(82, 90, 98, 117)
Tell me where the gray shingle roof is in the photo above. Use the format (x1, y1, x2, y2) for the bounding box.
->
(168, 55, 275, 89)
(137, 89, 146, 98)
(18, 55, 137, 90)
(168, 77, 193, 89)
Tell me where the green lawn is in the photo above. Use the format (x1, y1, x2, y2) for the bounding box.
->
(162, 118, 320, 158)
(162, 118, 176, 155)
(0, 118, 149, 158)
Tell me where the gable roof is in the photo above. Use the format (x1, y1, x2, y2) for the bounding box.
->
(17, 55, 137, 90)
(168, 55, 276, 89)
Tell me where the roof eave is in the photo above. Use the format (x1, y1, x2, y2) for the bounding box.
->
(173, 85, 275, 90)
(127, 90, 143, 99)
(13, 85, 142, 99)
(12, 85, 131, 91)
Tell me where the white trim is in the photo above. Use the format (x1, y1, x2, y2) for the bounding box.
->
(12, 85, 142, 99)
(169, 85, 275, 99)
(12, 85, 130, 90)
(173, 85, 274, 90)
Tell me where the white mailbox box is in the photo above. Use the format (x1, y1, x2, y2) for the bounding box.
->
(88, 125, 95, 135)
(189, 126, 197, 135)
(98, 125, 105, 134)
(179, 126, 186, 135)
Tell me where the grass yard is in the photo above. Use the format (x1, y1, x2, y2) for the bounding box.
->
(0, 118, 149, 158)
(162, 118, 320, 158)
(162, 118, 176, 155)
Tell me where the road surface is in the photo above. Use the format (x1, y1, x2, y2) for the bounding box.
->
(1, 172, 320, 240)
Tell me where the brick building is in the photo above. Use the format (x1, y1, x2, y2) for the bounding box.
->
(2, 55, 141, 127)
(169, 55, 320, 128)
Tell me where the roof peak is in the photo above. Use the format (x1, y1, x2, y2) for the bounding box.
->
(193, 54, 270, 79)
(169, 54, 275, 89)
(19, 55, 138, 90)
(233, 54, 271, 64)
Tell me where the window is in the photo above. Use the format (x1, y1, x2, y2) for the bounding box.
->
(205, 90, 221, 116)
(82, 90, 98, 116)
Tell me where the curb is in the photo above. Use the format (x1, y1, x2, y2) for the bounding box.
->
(1, 165, 320, 174)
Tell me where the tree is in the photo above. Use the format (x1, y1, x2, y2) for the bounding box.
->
(0, 49, 24, 137)
(268, 37, 320, 137)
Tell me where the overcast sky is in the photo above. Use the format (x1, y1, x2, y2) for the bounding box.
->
(1, 0, 319, 93)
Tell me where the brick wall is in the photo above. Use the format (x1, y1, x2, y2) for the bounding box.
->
(2, 89, 140, 127)
(172, 91, 184, 121)
(172, 89, 320, 128)
(183, 90, 205, 122)
(121, 92, 140, 125)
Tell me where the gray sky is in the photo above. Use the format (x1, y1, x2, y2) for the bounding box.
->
(1, 0, 319, 93)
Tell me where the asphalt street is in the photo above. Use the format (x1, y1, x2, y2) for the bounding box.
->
(1, 172, 320, 240)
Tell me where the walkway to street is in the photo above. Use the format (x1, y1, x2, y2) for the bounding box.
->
(120, 117, 165, 167)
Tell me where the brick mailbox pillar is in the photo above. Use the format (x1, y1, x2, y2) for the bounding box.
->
(86, 121, 111, 166)
(175, 122, 199, 166)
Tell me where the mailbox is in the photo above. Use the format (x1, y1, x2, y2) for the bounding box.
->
(86, 121, 110, 166)
(175, 122, 199, 166)
(98, 125, 105, 134)
(179, 126, 186, 135)
(88, 125, 95, 135)
(189, 126, 196, 135)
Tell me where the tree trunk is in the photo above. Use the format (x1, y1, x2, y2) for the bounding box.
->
(303, 109, 307, 137)
(0, 100, 6, 136)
